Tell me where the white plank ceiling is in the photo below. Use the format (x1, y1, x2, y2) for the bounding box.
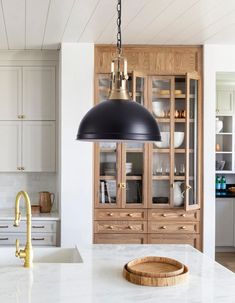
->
(1, 0, 235, 49)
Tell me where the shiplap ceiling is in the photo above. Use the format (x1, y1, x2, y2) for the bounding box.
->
(1, 0, 235, 49)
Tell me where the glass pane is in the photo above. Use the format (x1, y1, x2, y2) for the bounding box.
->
(125, 143, 144, 205)
(98, 74, 111, 102)
(136, 77, 145, 105)
(152, 79, 171, 119)
(126, 180, 142, 203)
(153, 153, 170, 176)
(188, 79, 198, 206)
(153, 122, 170, 150)
(99, 142, 117, 205)
(152, 180, 170, 205)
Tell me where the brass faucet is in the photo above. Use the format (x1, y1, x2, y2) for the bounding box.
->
(14, 191, 33, 268)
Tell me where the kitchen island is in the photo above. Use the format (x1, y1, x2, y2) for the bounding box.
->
(0, 244, 235, 303)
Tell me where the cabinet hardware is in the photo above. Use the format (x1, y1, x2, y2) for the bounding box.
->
(170, 183, 175, 188)
(17, 167, 21, 170)
(32, 225, 45, 229)
(108, 225, 114, 229)
(186, 185, 192, 190)
(162, 214, 167, 217)
(118, 182, 126, 189)
(181, 214, 186, 217)
(127, 225, 133, 230)
(21, 167, 25, 171)
(108, 213, 113, 216)
(0, 225, 8, 228)
(128, 213, 133, 217)
(180, 226, 186, 230)
(32, 237, 45, 241)
(0, 237, 8, 240)
(160, 226, 167, 229)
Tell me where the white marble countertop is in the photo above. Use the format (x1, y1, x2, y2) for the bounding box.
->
(0, 208, 60, 221)
(0, 244, 235, 303)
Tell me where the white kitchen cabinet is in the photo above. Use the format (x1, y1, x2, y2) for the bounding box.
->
(0, 121, 21, 171)
(216, 198, 234, 246)
(22, 121, 56, 172)
(0, 67, 22, 120)
(216, 90, 234, 115)
(23, 67, 55, 120)
(0, 121, 55, 172)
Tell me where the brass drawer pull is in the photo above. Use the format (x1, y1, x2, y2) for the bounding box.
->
(0, 237, 8, 240)
(108, 225, 114, 230)
(127, 225, 133, 230)
(108, 213, 113, 216)
(32, 225, 45, 229)
(128, 213, 133, 217)
(180, 226, 186, 230)
(162, 214, 167, 217)
(32, 237, 45, 241)
(0, 225, 9, 228)
(160, 226, 167, 229)
(181, 214, 186, 217)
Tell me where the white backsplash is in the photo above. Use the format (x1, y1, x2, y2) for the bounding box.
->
(0, 173, 57, 210)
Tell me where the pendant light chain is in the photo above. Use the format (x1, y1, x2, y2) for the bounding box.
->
(117, 0, 122, 55)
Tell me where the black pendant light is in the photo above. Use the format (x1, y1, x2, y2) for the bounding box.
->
(77, 0, 161, 142)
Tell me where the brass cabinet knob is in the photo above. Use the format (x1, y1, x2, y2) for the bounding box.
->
(181, 214, 186, 217)
(180, 226, 186, 230)
(128, 225, 133, 230)
(128, 213, 133, 217)
(108, 225, 114, 230)
(161, 226, 167, 229)
(162, 213, 167, 217)
(108, 213, 113, 216)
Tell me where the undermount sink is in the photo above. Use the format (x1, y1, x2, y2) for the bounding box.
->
(0, 247, 82, 266)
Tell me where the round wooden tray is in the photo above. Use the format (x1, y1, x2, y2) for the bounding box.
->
(123, 263, 188, 287)
(126, 256, 184, 278)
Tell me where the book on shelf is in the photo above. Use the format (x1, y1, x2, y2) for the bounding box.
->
(100, 181, 105, 203)
(105, 181, 111, 203)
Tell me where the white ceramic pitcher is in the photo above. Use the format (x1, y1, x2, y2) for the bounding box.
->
(173, 182, 184, 207)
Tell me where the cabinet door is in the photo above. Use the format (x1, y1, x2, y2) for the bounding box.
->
(216, 90, 233, 115)
(185, 73, 201, 211)
(216, 199, 234, 246)
(0, 67, 22, 120)
(22, 121, 55, 172)
(23, 67, 55, 120)
(0, 121, 21, 171)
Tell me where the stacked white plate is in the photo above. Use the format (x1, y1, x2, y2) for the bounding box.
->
(104, 162, 116, 175)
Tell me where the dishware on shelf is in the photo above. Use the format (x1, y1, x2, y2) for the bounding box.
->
(39, 191, 55, 213)
(154, 132, 184, 149)
(180, 110, 186, 118)
(100, 142, 116, 149)
(216, 118, 223, 133)
(174, 110, 180, 118)
(31, 205, 40, 214)
(216, 160, 226, 171)
(152, 102, 165, 118)
(160, 89, 170, 95)
(126, 162, 133, 175)
(173, 182, 184, 207)
(179, 163, 185, 176)
(152, 197, 169, 204)
(174, 90, 182, 95)
(228, 187, 235, 193)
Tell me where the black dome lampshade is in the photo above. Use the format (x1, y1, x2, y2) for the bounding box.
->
(76, 0, 161, 143)
(77, 99, 161, 141)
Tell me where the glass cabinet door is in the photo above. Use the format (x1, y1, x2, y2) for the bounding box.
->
(150, 77, 174, 208)
(185, 73, 201, 210)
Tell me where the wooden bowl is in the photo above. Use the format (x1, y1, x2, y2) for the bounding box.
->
(228, 187, 235, 192)
(126, 256, 184, 278)
(123, 263, 188, 287)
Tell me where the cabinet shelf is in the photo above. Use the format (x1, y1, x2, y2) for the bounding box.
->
(152, 176, 170, 180)
(126, 148, 143, 153)
(100, 149, 116, 153)
(99, 175, 116, 180)
(156, 118, 194, 123)
(126, 176, 142, 180)
(153, 149, 194, 153)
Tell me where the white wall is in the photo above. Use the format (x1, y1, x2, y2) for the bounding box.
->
(204, 45, 235, 258)
(60, 43, 94, 246)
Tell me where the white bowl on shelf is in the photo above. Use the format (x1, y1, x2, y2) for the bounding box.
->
(152, 102, 165, 118)
(154, 132, 184, 148)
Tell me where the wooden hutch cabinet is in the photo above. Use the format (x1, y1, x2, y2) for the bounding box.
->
(93, 46, 203, 250)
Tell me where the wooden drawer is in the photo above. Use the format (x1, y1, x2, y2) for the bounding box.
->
(0, 232, 56, 246)
(94, 221, 147, 233)
(148, 221, 199, 234)
(148, 234, 201, 250)
(94, 233, 147, 244)
(0, 220, 58, 233)
(148, 210, 200, 221)
(95, 209, 147, 220)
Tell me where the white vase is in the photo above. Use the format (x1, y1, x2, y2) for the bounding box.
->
(216, 118, 223, 133)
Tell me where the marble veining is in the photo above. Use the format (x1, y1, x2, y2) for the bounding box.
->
(0, 244, 235, 303)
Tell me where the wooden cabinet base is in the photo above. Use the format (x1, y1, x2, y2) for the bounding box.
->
(148, 234, 201, 250)
(94, 234, 147, 244)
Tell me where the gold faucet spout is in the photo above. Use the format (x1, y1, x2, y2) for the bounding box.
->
(14, 191, 33, 268)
